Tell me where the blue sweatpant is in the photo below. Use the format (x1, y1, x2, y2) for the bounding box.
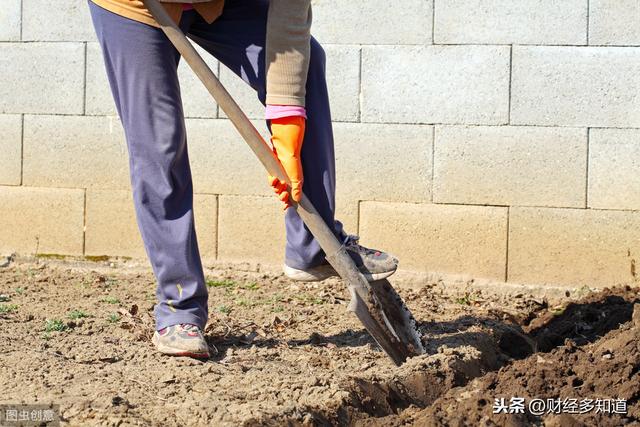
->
(89, 0, 345, 330)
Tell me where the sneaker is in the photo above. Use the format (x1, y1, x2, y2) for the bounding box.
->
(284, 235, 398, 282)
(151, 323, 210, 359)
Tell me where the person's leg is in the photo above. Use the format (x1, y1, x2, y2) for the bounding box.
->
(186, 0, 344, 270)
(89, 3, 208, 332)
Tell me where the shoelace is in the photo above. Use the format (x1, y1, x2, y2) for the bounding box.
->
(179, 323, 200, 333)
(344, 234, 381, 257)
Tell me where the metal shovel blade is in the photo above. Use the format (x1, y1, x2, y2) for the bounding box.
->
(368, 278, 425, 360)
(327, 247, 425, 366)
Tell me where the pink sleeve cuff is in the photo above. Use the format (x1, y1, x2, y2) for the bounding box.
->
(265, 104, 307, 120)
(182, 4, 194, 10)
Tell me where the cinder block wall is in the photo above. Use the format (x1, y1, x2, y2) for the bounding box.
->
(2, 1, 640, 288)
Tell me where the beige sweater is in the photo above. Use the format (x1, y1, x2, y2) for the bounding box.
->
(91, 0, 311, 106)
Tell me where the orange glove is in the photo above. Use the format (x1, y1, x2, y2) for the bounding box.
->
(267, 116, 305, 209)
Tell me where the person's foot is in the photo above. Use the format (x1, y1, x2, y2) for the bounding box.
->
(152, 323, 210, 358)
(284, 235, 399, 282)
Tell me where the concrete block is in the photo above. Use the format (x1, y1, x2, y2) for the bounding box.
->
(434, 0, 587, 45)
(0, 0, 21, 41)
(0, 186, 84, 255)
(588, 128, 640, 210)
(334, 123, 433, 234)
(23, 0, 95, 41)
(334, 122, 432, 213)
(361, 45, 510, 125)
(433, 125, 587, 207)
(86, 42, 218, 117)
(23, 115, 129, 189)
(511, 46, 640, 127)
(85, 190, 145, 258)
(186, 118, 271, 196)
(218, 64, 265, 120)
(359, 201, 508, 280)
(194, 194, 218, 261)
(85, 42, 111, 116)
(324, 45, 360, 122)
(178, 44, 219, 119)
(0, 115, 22, 185)
(0, 43, 85, 114)
(217, 195, 285, 265)
(85, 190, 217, 260)
(310, 0, 432, 44)
(85, 42, 117, 116)
(509, 207, 640, 287)
(22, 114, 272, 194)
(589, 0, 640, 46)
(335, 199, 359, 237)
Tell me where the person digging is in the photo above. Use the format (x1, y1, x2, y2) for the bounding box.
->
(89, 0, 399, 359)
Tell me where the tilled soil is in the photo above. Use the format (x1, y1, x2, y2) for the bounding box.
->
(406, 287, 640, 427)
(0, 258, 637, 426)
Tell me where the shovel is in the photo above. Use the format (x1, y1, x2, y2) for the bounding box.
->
(143, 0, 425, 365)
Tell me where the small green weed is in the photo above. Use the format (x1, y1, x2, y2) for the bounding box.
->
(217, 305, 231, 314)
(0, 304, 18, 314)
(68, 310, 89, 320)
(240, 282, 259, 291)
(235, 297, 252, 307)
(107, 313, 121, 323)
(206, 279, 237, 289)
(295, 294, 324, 305)
(102, 296, 120, 304)
(265, 294, 285, 306)
(44, 319, 67, 332)
(105, 278, 119, 287)
(455, 293, 477, 306)
(14, 287, 24, 295)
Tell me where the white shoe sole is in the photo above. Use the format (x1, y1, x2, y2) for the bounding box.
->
(152, 332, 210, 358)
(283, 264, 397, 282)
